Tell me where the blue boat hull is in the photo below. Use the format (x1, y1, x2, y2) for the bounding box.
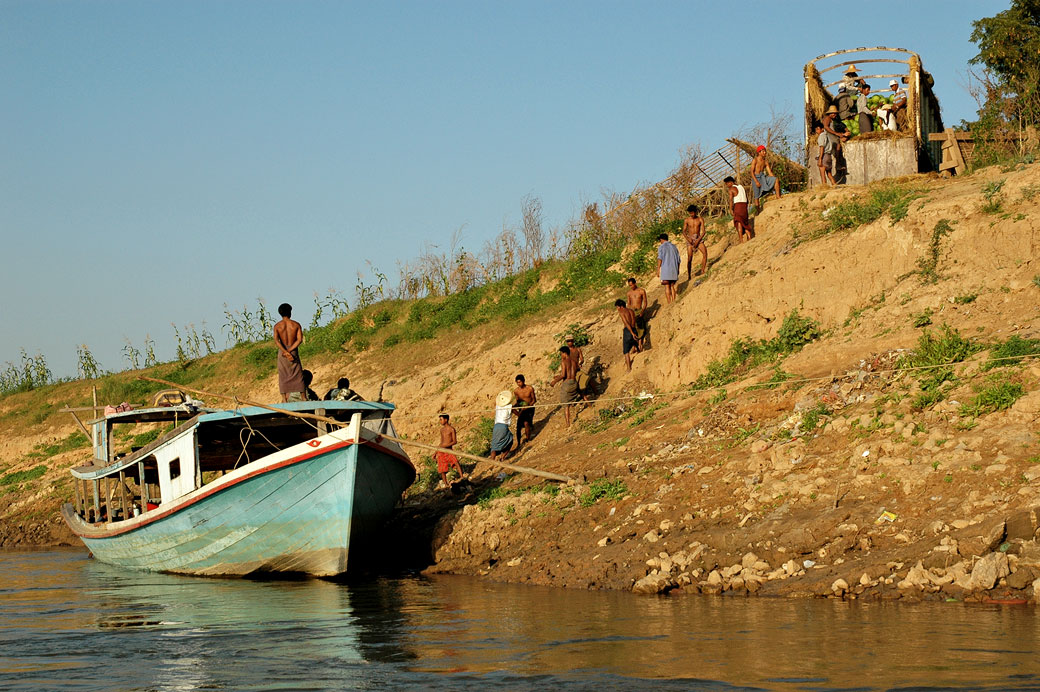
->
(63, 441, 414, 577)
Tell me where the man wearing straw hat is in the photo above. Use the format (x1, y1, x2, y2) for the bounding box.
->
(822, 105, 849, 182)
(842, 64, 865, 94)
(490, 390, 515, 460)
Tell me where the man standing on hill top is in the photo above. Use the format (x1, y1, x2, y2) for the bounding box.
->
(550, 346, 581, 427)
(657, 233, 680, 304)
(513, 374, 537, 447)
(274, 303, 304, 402)
(724, 177, 752, 243)
(815, 123, 837, 187)
(681, 205, 707, 279)
(857, 83, 875, 135)
(750, 145, 781, 212)
(436, 414, 466, 489)
(614, 299, 640, 372)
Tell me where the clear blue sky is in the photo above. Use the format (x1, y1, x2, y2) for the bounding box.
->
(0, 0, 1000, 377)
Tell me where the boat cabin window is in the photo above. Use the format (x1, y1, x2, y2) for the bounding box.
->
(169, 457, 181, 480)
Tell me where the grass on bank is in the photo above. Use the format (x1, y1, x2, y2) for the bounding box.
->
(690, 310, 821, 392)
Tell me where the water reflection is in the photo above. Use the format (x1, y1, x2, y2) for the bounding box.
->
(1, 549, 1040, 690)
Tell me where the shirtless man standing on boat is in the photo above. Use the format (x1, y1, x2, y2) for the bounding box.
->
(436, 414, 466, 488)
(274, 303, 305, 402)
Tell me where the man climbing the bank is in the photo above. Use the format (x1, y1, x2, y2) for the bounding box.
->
(564, 335, 590, 401)
(550, 346, 581, 427)
(274, 303, 305, 402)
(614, 299, 640, 372)
(750, 145, 781, 212)
(436, 414, 466, 489)
(491, 390, 514, 460)
(626, 277, 648, 349)
(723, 177, 752, 243)
(513, 374, 537, 448)
(657, 233, 680, 304)
(681, 204, 707, 279)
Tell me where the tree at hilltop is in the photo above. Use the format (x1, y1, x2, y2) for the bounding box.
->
(966, 0, 1040, 152)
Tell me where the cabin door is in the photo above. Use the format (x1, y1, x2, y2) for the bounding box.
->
(155, 432, 198, 503)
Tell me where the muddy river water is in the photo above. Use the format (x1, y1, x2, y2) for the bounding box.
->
(2, 548, 1038, 690)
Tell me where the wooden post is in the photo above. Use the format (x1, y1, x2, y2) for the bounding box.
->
(92, 480, 100, 523)
(118, 471, 129, 520)
(139, 461, 148, 508)
(64, 404, 92, 442)
(74, 480, 82, 516)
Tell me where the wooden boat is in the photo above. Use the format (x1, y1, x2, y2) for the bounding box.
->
(60, 400, 415, 577)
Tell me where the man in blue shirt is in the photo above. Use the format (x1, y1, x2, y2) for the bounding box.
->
(657, 233, 680, 304)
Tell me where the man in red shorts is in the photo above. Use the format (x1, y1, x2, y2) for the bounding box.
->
(436, 413, 466, 489)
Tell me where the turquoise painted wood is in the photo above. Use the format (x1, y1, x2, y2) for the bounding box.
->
(66, 441, 412, 577)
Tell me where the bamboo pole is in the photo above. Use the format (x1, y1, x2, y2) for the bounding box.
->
(138, 377, 574, 483)
(63, 403, 93, 441)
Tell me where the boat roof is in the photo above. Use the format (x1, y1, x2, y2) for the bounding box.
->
(199, 400, 395, 424)
(89, 400, 395, 426)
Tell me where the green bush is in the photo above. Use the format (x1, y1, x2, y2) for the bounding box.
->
(691, 310, 820, 391)
(26, 433, 90, 460)
(901, 325, 983, 410)
(465, 416, 496, 456)
(984, 335, 1040, 370)
(1, 465, 47, 486)
(961, 378, 1025, 416)
(899, 325, 983, 370)
(580, 479, 628, 507)
(822, 184, 922, 234)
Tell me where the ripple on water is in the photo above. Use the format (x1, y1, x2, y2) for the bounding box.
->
(2, 549, 1040, 690)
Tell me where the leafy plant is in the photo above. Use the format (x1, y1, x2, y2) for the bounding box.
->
(981, 179, 1006, 214)
(801, 403, 832, 432)
(690, 310, 820, 391)
(914, 219, 954, 283)
(911, 308, 933, 328)
(954, 293, 977, 304)
(960, 377, 1025, 416)
(76, 345, 103, 380)
(0, 465, 47, 486)
(465, 416, 496, 456)
(580, 479, 628, 507)
(0, 350, 52, 395)
(901, 325, 983, 410)
(820, 184, 922, 235)
(983, 335, 1040, 370)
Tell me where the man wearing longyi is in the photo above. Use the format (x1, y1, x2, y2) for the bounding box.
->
(273, 303, 304, 402)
